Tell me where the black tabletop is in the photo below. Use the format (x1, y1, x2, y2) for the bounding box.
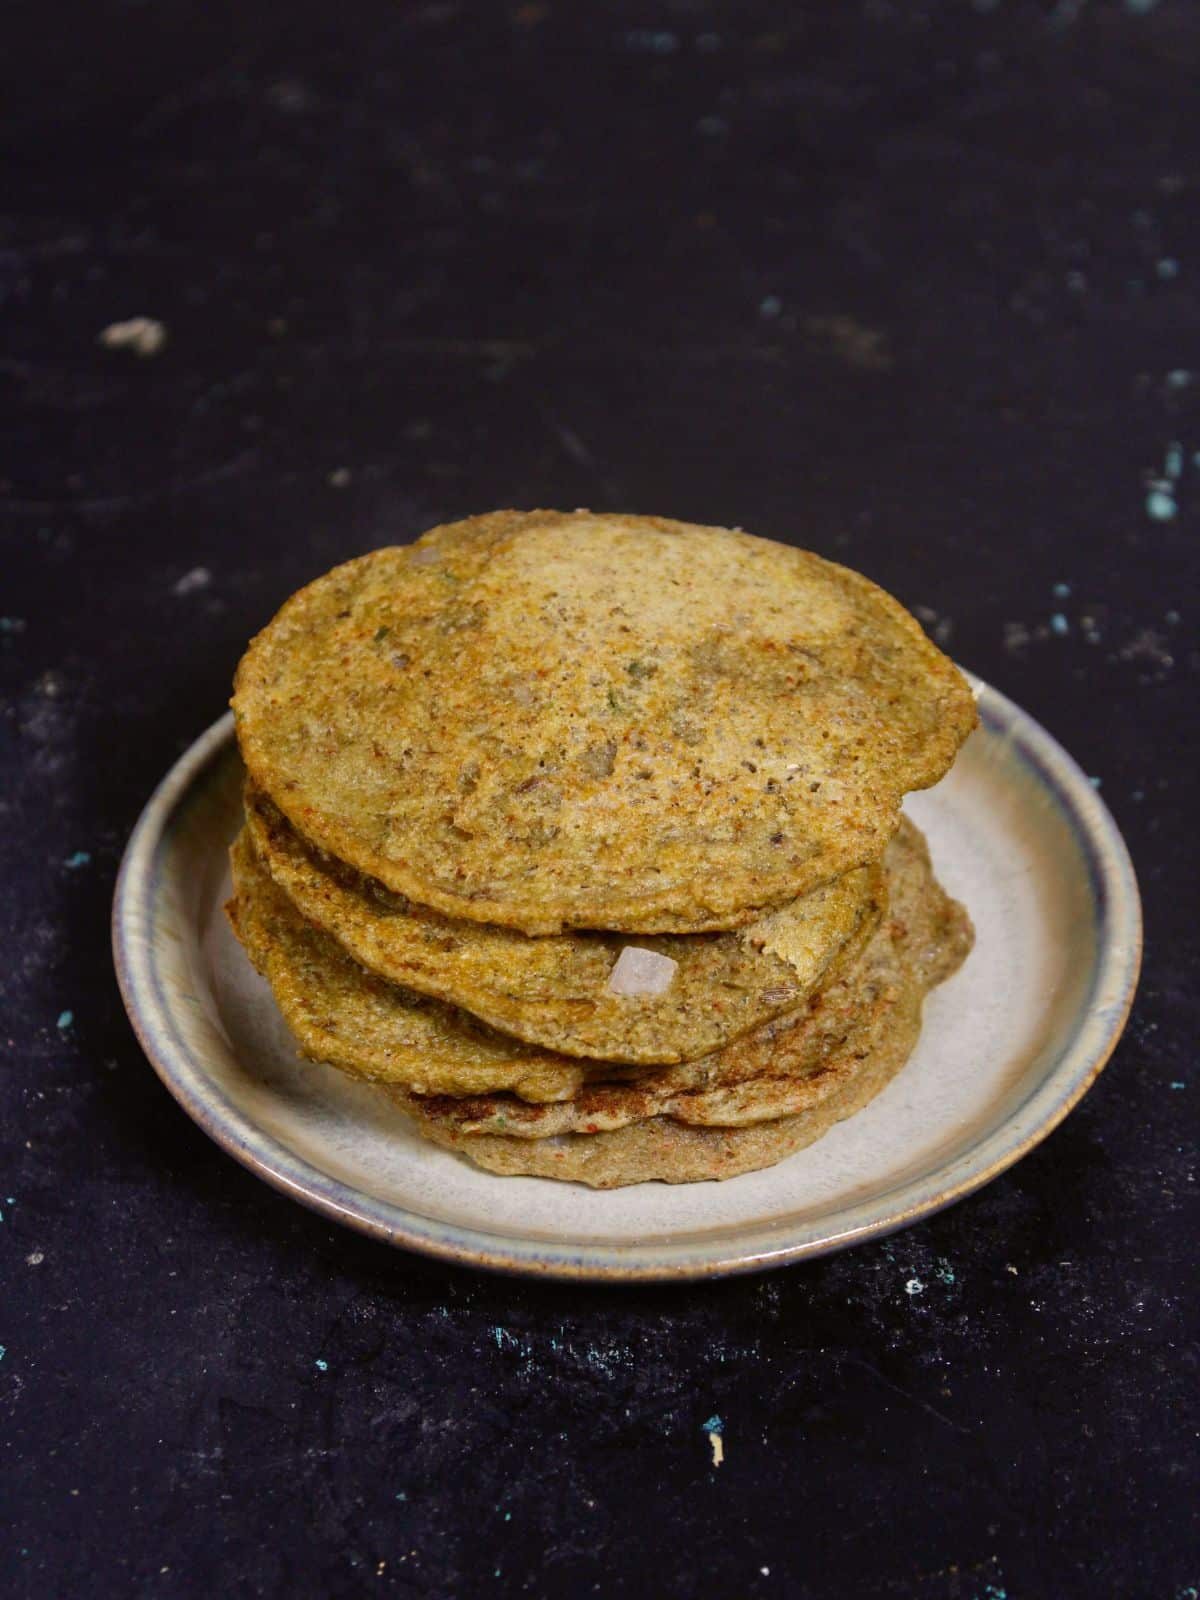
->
(3, 3, 1197, 1596)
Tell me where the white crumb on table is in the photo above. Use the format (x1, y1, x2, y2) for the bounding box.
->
(99, 317, 167, 356)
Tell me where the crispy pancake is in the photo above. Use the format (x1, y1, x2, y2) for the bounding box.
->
(244, 780, 880, 1065)
(395, 820, 972, 1185)
(227, 832, 592, 1103)
(232, 511, 976, 934)
(229, 819, 969, 1183)
(403, 1046, 910, 1188)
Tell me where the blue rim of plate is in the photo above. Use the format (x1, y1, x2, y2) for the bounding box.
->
(112, 675, 1142, 1281)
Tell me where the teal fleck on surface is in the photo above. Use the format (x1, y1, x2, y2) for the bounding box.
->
(63, 851, 92, 869)
(314, 1358, 328, 1371)
(1047, 0, 1085, 30)
(56, 1010, 74, 1031)
(622, 29, 679, 54)
(702, 1414, 724, 1435)
(1146, 488, 1177, 521)
(1051, 613, 1069, 636)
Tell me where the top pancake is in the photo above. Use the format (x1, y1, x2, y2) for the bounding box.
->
(233, 510, 976, 934)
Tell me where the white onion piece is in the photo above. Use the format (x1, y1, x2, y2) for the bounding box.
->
(606, 946, 678, 997)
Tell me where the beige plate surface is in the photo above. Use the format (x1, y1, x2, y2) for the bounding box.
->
(113, 676, 1141, 1281)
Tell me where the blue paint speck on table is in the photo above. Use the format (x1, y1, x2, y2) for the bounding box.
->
(1146, 488, 1177, 521)
(623, 29, 679, 54)
(56, 1009, 74, 1031)
(1157, 257, 1179, 280)
(1051, 613, 1069, 636)
(1052, 581, 1071, 599)
(63, 850, 92, 869)
(314, 1358, 328, 1371)
(702, 1414, 724, 1434)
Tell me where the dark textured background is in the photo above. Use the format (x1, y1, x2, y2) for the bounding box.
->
(2, 2, 1197, 1596)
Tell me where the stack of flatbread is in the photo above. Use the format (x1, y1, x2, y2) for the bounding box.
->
(228, 511, 975, 1187)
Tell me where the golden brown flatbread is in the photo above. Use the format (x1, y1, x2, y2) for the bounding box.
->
(244, 781, 879, 1065)
(228, 817, 970, 1183)
(232, 511, 975, 934)
(393, 819, 972, 1185)
(227, 833, 591, 1103)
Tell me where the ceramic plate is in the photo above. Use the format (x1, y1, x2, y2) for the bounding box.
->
(112, 676, 1140, 1281)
